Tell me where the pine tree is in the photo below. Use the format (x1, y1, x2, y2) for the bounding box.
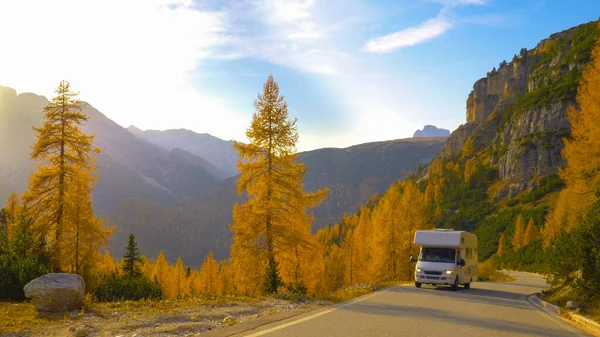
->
(512, 214, 526, 250)
(122, 233, 142, 277)
(22, 80, 97, 271)
(497, 232, 506, 257)
(230, 75, 327, 294)
(524, 218, 540, 245)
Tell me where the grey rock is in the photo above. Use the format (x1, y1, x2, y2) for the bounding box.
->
(24, 273, 85, 313)
(566, 300, 579, 309)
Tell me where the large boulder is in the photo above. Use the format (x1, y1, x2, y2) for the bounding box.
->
(24, 273, 85, 313)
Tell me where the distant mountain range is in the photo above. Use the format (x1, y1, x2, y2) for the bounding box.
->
(128, 127, 238, 179)
(0, 86, 226, 214)
(413, 125, 450, 138)
(0, 84, 446, 265)
(106, 137, 446, 266)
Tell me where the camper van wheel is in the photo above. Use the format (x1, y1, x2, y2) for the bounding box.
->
(464, 282, 471, 289)
(451, 277, 458, 291)
(415, 282, 421, 288)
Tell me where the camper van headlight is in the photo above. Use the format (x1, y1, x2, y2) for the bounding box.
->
(416, 268, 422, 273)
(444, 270, 454, 275)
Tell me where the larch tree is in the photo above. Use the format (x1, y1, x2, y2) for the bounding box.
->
(462, 136, 475, 158)
(524, 218, 540, 245)
(152, 250, 170, 295)
(512, 214, 526, 250)
(464, 159, 476, 182)
(230, 75, 327, 294)
(5, 192, 20, 240)
(555, 26, 600, 229)
(497, 232, 506, 257)
(22, 80, 97, 271)
(199, 251, 219, 296)
(63, 165, 113, 275)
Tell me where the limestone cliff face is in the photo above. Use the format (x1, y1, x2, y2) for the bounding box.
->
(437, 20, 598, 198)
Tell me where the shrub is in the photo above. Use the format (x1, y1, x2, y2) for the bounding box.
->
(0, 253, 48, 301)
(477, 260, 497, 281)
(94, 273, 162, 301)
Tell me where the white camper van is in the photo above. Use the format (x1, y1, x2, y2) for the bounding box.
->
(410, 229, 477, 290)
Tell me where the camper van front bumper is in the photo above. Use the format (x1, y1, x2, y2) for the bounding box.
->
(415, 274, 455, 285)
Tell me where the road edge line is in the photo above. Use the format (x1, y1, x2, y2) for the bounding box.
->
(230, 284, 409, 337)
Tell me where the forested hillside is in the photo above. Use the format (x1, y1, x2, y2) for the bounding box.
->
(315, 19, 600, 282)
(106, 136, 445, 266)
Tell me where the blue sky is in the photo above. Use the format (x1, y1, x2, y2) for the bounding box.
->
(1, 0, 599, 151)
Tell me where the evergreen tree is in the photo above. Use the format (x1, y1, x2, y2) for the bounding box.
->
(22, 80, 97, 271)
(122, 233, 142, 277)
(230, 75, 327, 294)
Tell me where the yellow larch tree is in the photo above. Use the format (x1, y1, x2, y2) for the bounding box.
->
(353, 206, 373, 284)
(169, 256, 189, 299)
(464, 159, 476, 182)
(369, 184, 404, 282)
(98, 250, 118, 275)
(462, 136, 475, 158)
(199, 251, 219, 296)
(218, 260, 235, 295)
(5, 192, 21, 240)
(397, 180, 429, 281)
(497, 232, 506, 257)
(551, 26, 600, 233)
(141, 254, 154, 279)
(62, 165, 113, 276)
(22, 80, 97, 271)
(541, 190, 569, 247)
(512, 214, 526, 250)
(152, 250, 170, 296)
(524, 218, 540, 245)
(230, 75, 327, 294)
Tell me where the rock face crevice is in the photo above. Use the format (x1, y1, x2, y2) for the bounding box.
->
(437, 20, 598, 198)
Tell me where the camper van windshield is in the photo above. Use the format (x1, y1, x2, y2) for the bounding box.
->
(419, 248, 456, 263)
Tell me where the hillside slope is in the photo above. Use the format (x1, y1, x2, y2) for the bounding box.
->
(128, 127, 238, 179)
(106, 137, 446, 265)
(0, 87, 222, 214)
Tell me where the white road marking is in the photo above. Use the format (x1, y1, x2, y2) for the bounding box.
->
(241, 285, 408, 336)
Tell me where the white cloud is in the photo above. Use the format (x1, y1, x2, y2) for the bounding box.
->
(362, 0, 486, 53)
(0, 0, 249, 141)
(363, 16, 451, 53)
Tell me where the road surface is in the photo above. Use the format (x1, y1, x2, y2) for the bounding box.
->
(232, 271, 589, 337)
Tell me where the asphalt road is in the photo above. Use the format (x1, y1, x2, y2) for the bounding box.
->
(233, 271, 589, 337)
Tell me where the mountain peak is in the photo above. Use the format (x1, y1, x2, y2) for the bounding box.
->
(413, 125, 450, 138)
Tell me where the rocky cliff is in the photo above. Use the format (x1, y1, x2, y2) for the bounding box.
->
(438, 20, 599, 198)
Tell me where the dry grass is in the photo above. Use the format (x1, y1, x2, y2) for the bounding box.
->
(542, 276, 600, 323)
(478, 260, 517, 282)
(0, 302, 49, 334)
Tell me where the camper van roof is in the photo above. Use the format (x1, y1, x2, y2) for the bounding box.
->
(414, 230, 466, 248)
